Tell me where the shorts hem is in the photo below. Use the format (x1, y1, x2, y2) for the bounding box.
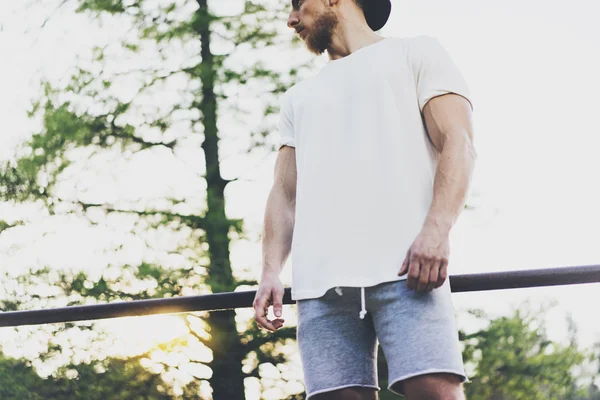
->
(306, 384, 381, 399)
(292, 276, 408, 301)
(388, 369, 468, 396)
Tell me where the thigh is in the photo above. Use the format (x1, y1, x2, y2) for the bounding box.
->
(368, 280, 467, 396)
(297, 287, 380, 399)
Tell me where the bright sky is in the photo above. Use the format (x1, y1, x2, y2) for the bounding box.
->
(1, 0, 600, 398)
(377, 0, 600, 347)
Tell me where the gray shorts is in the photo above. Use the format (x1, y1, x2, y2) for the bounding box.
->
(296, 279, 467, 398)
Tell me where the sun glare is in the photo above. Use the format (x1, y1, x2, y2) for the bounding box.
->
(101, 314, 192, 357)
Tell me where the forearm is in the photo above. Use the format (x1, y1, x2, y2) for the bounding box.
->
(423, 130, 477, 235)
(261, 187, 295, 278)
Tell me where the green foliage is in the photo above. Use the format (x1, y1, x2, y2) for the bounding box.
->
(0, 152, 48, 202)
(0, 220, 11, 233)
(0, 0, 311, 398)
(373, 308, 600, 400)
(461, 308, 596, 400)
(0, 355, 50, 400)
(0, 351, 194, 399)
(76, 0, 128, 14)
(10, 263, 204, 305)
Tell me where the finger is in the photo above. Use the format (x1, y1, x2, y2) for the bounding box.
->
(255, 309, 276, 331)
(265, 305, 286, 330)
(426, 260, 440, 292)
(265, 296, 286, 330)
(398, 250, 411, 276)
(265, 292, 286, 329)
(253, 292, 269, 315)
(417, 260, 431, 292)
(254, 294, 276, 332)
(435, 260, 449, 288)
(407, 259, 421, 290)
(272, 289, 284, 318)
(272, 318, 286, 329)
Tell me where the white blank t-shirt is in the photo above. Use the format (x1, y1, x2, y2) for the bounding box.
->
(278, 35, 473, 301)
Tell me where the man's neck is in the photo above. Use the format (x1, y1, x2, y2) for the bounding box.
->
(327, 22, 384, 61)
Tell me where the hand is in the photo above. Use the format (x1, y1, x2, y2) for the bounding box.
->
(398, 228, 450, 292)
(253, 274, 285, 332)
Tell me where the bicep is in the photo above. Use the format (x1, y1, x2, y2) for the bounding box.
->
(273, 145, 297, 204)
(422, 93, 474, 153)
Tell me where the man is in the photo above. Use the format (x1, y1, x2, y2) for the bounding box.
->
(253, 0, 476, 399)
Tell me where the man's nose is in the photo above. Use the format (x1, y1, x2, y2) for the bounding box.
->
(287, 12, 299, 29)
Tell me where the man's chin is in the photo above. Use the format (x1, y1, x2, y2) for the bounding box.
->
(305, 38, 327, 55)
(306, 45, 325, 55)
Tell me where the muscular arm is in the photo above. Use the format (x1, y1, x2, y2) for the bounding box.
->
(422, 93, 476, 234)
(261, 145, 297, 277)
(399, 93, 476, 291)
(254, 145, 297, 332)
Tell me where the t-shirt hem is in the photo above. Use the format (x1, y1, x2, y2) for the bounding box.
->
(291, 276, 408, 301)
(420, 91, 473, 113)
(279, 141, 295, 149)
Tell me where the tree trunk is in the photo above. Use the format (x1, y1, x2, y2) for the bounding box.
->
(195, 1, 246, 399)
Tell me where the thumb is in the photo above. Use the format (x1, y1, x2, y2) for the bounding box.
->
(273, 289, 284, 318)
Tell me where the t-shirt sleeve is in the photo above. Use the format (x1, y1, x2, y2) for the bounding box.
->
(410, 35, 473, 113)
(278, 91, 296, 149)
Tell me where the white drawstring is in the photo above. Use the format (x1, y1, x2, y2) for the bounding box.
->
(359, 287, 367, 319)
(334, 286, 367, 319)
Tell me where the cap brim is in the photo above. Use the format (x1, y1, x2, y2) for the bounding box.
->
(364, 0, 392, 31)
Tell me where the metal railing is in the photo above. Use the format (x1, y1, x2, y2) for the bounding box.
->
(1, 264, 599, 328)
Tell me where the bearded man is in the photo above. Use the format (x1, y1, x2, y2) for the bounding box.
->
(254, 1, 476, 399)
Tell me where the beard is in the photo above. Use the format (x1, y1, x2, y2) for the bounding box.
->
(304, 9, 338, 55)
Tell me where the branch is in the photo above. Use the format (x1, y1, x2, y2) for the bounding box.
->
(143, 69, 186, 89)
(76, 201, 207, 230)
(110, 129, 177, 150)
(106, 108, 178, 151)
(43, 0, 69, 28)
(236, 279, 258, 287)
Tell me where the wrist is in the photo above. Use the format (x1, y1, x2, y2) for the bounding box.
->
(422, 215, 454, 236)
(261, 266, 281, 280)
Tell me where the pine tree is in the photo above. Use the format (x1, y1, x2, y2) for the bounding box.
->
(1, 0, 313, 398)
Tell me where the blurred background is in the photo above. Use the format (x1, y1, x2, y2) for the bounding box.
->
(0, 0, 599, 399)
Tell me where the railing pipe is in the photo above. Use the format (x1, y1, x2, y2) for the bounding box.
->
(0, 264, 599, 328)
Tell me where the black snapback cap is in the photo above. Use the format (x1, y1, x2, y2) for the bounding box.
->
(363, 0, 392, 31)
